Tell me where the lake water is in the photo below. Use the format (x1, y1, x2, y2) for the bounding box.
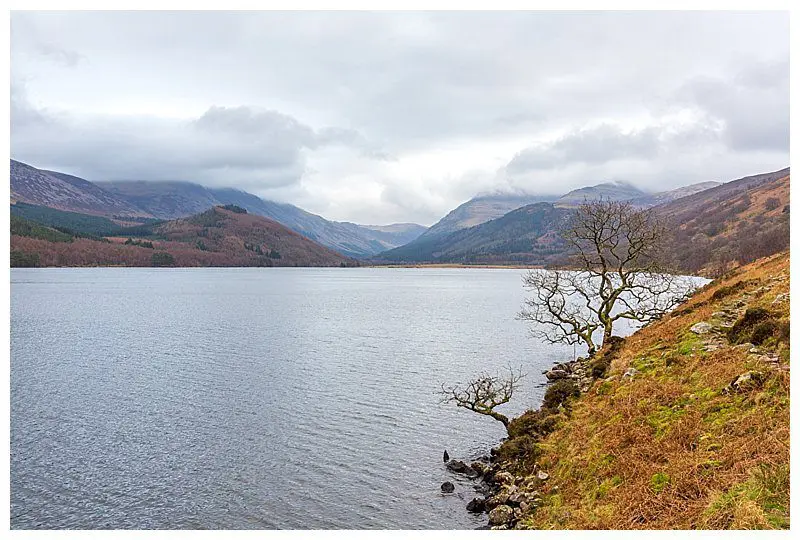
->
(11, 267, 594, 529)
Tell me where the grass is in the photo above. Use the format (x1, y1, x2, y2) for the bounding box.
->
(507, 251, 790, 530)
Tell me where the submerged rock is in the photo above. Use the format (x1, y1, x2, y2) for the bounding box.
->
(466, 497, 486, 513)
(445, 460, 470, 474)
(441, 481, 455, 493)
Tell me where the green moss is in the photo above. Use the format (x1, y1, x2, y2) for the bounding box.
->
(646, 405, 686, 438)
(650, 472, 670, 493)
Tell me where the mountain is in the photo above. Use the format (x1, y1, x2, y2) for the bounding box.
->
(658, 168, 790, 275)
(11, 205, 355, 268)
(554, 181, 647, 208)
(9, 160, 426, 258)
(632, 181, 721, 208)
(375, 169, 789, 272)
(374, 202, 571, 265)
(417, 193, 557, 240)
(10, 159, 151, 218)
(99, 180, 427, 258)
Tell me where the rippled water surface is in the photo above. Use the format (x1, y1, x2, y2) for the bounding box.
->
(12, 267, 580, 529)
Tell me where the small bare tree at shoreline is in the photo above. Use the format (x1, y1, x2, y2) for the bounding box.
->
(439, 367, 524, 430)
(518, 199, 691, 356)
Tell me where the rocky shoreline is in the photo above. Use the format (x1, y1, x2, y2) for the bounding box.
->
(443, 337, 627, 529)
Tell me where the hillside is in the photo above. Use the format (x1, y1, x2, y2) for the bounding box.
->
(553, 181, 646, 208)
(98, 180, 426, 258)
(375, 202, 571, 265)
(632, 181, 722, 208)
(10, 159, 150, 218)
(10, 160, 426, 258)
(374, 171, 787, 272)
(10, 206, 354, 268)
(477, 252, 790, 529)
(659, 169, 789, 276)
(418, 193, 557, 240)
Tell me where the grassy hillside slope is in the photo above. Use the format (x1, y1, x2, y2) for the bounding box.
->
(489, 252, 789, 529)
(11, 206, 355, 268)
(663, 172, 789, 276)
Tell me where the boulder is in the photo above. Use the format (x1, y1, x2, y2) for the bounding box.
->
(493, 471, 515, 485)
(441, 481, 455, 493)
(622, 367, 639, 380)
(545, 369, 570, 381)
(690, 322, 713, 335)
(466, 497, 486, 513)
(470, 461, 489, 476)
(488, 504, 515, 526)
(445, 460, 470, 474)
(773, 293, 789, 305)
(726, 371, 765, 393)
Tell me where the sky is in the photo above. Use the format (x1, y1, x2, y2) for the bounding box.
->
(10, 11, 789, 226)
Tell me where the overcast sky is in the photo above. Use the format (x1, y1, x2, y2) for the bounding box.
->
(10, 11, 789, 225)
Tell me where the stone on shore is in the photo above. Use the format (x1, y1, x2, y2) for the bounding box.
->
(441, 481, 455, 493)
(488, 504, 514, 526)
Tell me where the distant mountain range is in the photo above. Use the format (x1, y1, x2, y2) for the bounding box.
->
(11, 205, 354, 268)
(374, 169, 789, 276)
(417, 180, 722, 243)
(375, 202, 571, 265)
(10, 160, 427, 258)
(10, 160, 151, 218)
(10, 158, 789, 273)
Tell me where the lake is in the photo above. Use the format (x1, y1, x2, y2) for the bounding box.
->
(11, 267, 594, 529)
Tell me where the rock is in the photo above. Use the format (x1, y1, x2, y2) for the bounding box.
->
(441, 481, 455, 493)
(727, 371, 765, 393)
(622, 367, 639, 380)
(711, 311, 729, 319)
(536, 470, 549, 481)
(545, 369, 570, 381)
(690, 322, 713, 335)
(443, 450, 449, 462)
(470, 461, 489, 476)
(445, 460, 470, 474)
(488, 504, 515, 526)
(773, 293, 789, 305)
(466, 497, 486, 513)
(494, 471, 514, 485)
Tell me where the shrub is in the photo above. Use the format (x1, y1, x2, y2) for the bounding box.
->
(711, 280, 756, 301)
(507, 408, 559, 439)
(727, 308, 773, 344)
(10, 250, 40, 267)
(542, 379, 579, 411)
(764, 197, 781, 211)
(221, 204, 247, 214)
(151, 252, 175, 267)
(494, 435, 541, 469)
(750, 321, 779, 346)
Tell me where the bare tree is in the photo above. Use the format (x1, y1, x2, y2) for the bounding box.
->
(439, 367, 524, 430)
(518, 199, 693, 356)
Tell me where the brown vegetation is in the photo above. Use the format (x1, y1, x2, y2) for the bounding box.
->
(497, 252, 790, 529)
(10, 206, 356, 267)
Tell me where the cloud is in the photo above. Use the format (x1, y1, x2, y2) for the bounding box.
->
(11, 98, 375, 192)
(673, 59, 789, 153)
(9, 11, 789, 225)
